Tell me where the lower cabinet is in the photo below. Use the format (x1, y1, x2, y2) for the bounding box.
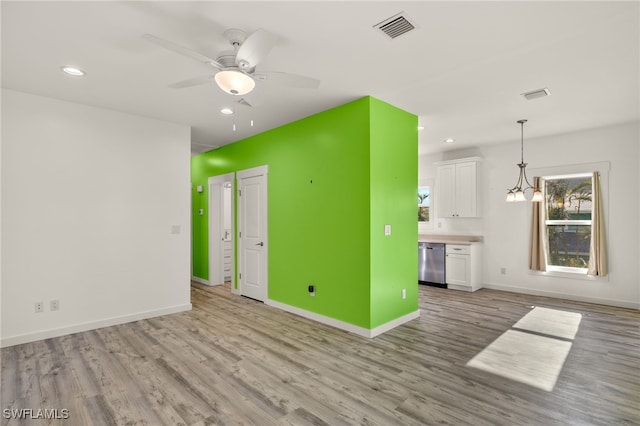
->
(446, 244, 482, 292)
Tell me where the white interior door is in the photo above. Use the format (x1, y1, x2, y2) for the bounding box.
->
(237, 165, 268, 301)
(222, 184, 233, 281)
(208, 173, 234, 287)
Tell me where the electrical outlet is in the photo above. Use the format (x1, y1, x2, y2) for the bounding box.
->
(401, 289, 406, 300)
(500, 267, 507, 275)
(308, 284, 315, 297)
(34, 302, 43, 313)
(50, 299, 60, 311)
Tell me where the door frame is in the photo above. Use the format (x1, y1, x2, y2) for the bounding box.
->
(208, 173, 235, 288)
(236, 165, 268, 300)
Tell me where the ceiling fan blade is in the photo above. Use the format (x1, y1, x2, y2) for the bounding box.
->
(142, 34, 223, 69)
(168, 74, 215, 89)
(263, 72, 320, 89)
(236, 29, 278, 69)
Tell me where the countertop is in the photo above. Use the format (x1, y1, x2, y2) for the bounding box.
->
(418, 234, 484, 245)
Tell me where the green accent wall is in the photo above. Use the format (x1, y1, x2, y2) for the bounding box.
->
(191, 96, 417, 330)
(369, 98, 419, 327)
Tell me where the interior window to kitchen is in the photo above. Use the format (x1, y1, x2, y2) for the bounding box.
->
(543, 173, 593, 272)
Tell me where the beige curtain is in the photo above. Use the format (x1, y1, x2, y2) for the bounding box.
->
(529, 176, 546, 271)
(588, 172, 607, 276)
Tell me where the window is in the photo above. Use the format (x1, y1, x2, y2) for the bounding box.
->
(418, 186, 430, 223)
(543, 173, 593, 272)
(418, 179, 434, 232)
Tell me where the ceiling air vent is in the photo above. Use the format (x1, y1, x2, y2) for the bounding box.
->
(374, 12, 416, 39)
(521, 88, 551, 101)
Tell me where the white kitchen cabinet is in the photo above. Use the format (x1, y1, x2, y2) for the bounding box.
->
(436, 158, 480, 218)
(446, 243, 482, 292)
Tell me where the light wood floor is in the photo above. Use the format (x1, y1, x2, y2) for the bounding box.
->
(2, 283, 639, 425)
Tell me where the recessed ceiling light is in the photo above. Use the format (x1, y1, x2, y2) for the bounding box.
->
(220, 107, 234, 115)
(61, 66, 86, 77)
(417, 126, 425, 131)
(444, 138, 455, 144)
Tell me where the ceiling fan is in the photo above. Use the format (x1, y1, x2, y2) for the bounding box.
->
(142, 29, 320, 96)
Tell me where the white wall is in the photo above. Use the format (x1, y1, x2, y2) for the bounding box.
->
(420, 122, 639, 309)
(1, 89, 192, 346)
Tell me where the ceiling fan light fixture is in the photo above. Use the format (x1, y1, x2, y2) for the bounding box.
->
(214, 70, 255, 95)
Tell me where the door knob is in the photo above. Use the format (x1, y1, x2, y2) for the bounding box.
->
(256, 242, 264, 246)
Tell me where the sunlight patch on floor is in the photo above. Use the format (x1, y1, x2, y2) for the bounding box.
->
(467, 329, 572, 391)
(467, 306, 582, 391)
(513, 306, 582, 340)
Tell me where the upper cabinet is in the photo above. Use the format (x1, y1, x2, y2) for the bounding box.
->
(436, 157, 481, 218)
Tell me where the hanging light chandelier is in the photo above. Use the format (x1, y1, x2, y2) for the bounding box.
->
(506, 119, 543, 202)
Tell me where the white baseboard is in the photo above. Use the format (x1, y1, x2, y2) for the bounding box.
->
(191, 276, 214, 286)
(369, 310, 421, 338)
(483, 283, 639, 310)
(265, 298, 420, 338)
(0, 303, 192, 348)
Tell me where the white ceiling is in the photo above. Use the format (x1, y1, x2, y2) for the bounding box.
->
(2, 1, 638, 155)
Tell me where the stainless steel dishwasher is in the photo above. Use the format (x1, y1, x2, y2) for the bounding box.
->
(418, 242, 446, 287)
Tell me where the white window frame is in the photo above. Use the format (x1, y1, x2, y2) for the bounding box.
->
(543, 172, 593, 274)
(528, 162, 610, 281)
(418, 178, 434, 232)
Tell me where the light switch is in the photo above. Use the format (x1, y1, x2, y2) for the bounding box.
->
(384, 224, 391, 236)
(196, 185, 204, 193)
(171, 225, 180, 235)
(198, 209, 204, 216)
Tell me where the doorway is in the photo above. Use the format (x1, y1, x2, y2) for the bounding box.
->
(237, 165, 268, 301)
(208, 173, 235, 288)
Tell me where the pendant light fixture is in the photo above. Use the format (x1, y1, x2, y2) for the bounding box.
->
(506, 119, 543, 202)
